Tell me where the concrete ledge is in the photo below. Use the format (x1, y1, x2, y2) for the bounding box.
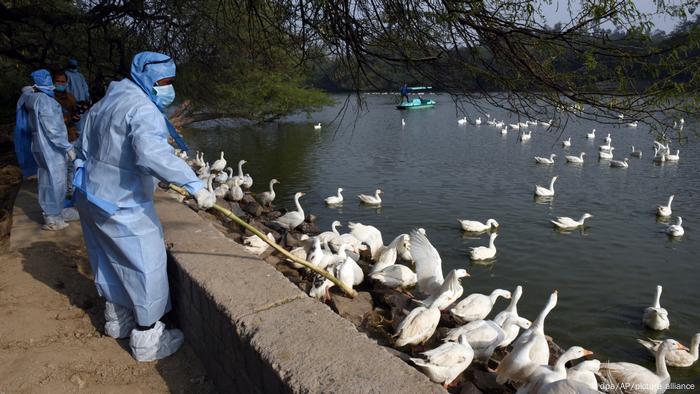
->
(155, 191, 445, 394)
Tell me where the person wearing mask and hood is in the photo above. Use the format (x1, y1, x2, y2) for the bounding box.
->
(14, 69, 79, 230)
(73, 51, 215, 362)
(53, 70, 80, 142)
(65, 58, 90, 132)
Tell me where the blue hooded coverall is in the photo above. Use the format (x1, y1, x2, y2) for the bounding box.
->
(74, 52, 204, 326)
(18, 70, 73, 217)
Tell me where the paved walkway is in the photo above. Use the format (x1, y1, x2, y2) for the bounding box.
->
(0, 181, 216, 393)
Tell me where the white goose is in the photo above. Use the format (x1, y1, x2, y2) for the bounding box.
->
(475, 117, 482, 125)
(226, 178, 244, 202)
(551, 213, 592, 230)
(318, 221, 342, 244)
(348, 222, 384, 259)
(501, 126, 508, 135)
(534, 176, 558, 197)
(241, 173, 253, 189)
(495, 121, 504, 128)
(599, 147, 615, 160)
(520, 130, 532, 141)
(509, 123, 520, 130)
(230, 159, 247, 186)
(638, 333, 700, 367)
(213, 183, 229, 199)
(410, 334, 474, 386)
(521, 346, 594, 394)
(630, 145, 643, 158)
(541, 119, 552, 127)
(653, 147, 666, 163)
(314, 122, 322, 130)
(610, 158, 630, 168)
(665, 216, 684, 237)
(371, 233, 409, 273)
(498, 291, 558, 383)
(469, 232, 498, 261)
(358, 189, 383, 205)
(443, 315, 531, 362)
(666, 149, 680, 161)
(643, 285, 670, 330)
(561, 137, 571, 147)
(534, 154, 556, 164)
(565, 152, 586, 164)
(600, 339, 687, 394)
(370, 264, 417, 290)
(197, 162, 210, 179)
(257, 179, 279, 206)
(657, 195, 674, 217)
(409, 228, 445, 296)
(458, 218, 499, 232)
(324, 188, 344, 205)
(492, 285, 526, 347)
(457, 117, 467, 125)
(627, 120, 638, 127)
(210, 151, 227, 172)
(599, 142, 613, 151)
(418, 269, 470, 310)
(604, 133, 612, 144)
(273, 192, 306, 230)
(586, 129, 596, 139)
(242, 232, 275, 255)
(394, 293, 450, 347)
(335, 253, 364, 290)
(519, 122, 529, 128)
(449, 289, 511, 323)
(566, 359, 601, 391)
(214, 166, 231, 183)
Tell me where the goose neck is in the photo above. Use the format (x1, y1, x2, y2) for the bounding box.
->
(237, 161, 244, 176)
(656, 345, 671, 379)
(506, 287, 521, 313)
(653, 286, 662, 309)
(533, 294, 557, 333)
(294, 193, 304, 215)
(269, 180, 276, 194)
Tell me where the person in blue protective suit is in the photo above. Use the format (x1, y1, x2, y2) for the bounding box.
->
(400, 83, 410, 103)
(14, 69, 79, 230)
(73, 51, 216, 362)
(65, 58, 90, 134)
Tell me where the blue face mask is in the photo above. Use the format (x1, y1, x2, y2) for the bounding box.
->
(153, 84, 175, 107)
(54, 84, 67, 92)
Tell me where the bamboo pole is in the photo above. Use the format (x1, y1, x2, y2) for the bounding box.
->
(168, 184, 358, 298)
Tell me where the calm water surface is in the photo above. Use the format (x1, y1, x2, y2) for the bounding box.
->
(184, 94, 699, 388)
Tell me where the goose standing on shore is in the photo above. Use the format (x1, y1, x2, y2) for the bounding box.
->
(394, 293, 450, 347)
(226, 178, 244, 201)
(562, 137, 571, 147)
(410, 334, 474, 386)
(273, 192, 306, 230)
(325, 188, 344, 205)
(493, 285, 526, 346)
(358, 189, 383, 206)
(450, 289, 511, 323)
(231, 159, 247, 185)
(534, 176, 558, 197)
(458, 218, 499, 233)
(520, 346, 594, 394)
(638, 333, 700, 367)
(242, 173, 253, 189)
(210, 151, 227, 172)
(370, 264, 417, 290)
(410, 228, 445, 296)
(257, 179, 279, 207)
(534, 154, 556, 164)
(657, 195, 674, 217)
(419, 269, 470, 310)
(214, 167, 231, 183)
(643, 285, 670, 331)
(665, 216, 684, 237)
(600, 339, 687, 394)
(565, 152, 586, 164)
(501, 126, 508, 135)
(443, 315, 531, 361)
(348, 222, 384, 259)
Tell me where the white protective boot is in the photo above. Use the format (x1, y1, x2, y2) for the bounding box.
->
(104, 301, 136, 339)
(61, 207, 80, 222)
(129, 321, 185, 362)
(42, 214, 69, 231)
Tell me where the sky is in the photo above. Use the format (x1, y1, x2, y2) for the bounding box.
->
(540, 0, 699, 33)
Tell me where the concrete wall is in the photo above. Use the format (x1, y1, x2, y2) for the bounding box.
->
(155, 191, 445, 394)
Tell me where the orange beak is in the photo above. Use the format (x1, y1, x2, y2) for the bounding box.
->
(583, 349, 594, 356)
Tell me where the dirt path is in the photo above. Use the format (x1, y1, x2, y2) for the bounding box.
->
(0, 182, 217, 394)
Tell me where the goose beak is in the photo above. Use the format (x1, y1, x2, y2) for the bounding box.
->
(677, 343, 690, 351)
(582, 349, 594, 356)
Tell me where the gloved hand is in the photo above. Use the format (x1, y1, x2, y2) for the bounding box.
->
(67, 149, 76, 162)
(194, 187, 216, 209)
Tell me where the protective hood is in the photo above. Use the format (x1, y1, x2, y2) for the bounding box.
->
(31, 69, 54, 97)
(68, 58, 79, 69)
(130, 51, 176, 111)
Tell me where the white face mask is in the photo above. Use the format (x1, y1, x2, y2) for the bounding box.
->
(153, 84, 175, 107)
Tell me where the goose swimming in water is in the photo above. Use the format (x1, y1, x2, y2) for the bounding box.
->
(358, 189, 383, 205)
(534, 176, 558, 197)
(520, 130, 532, 141)
(314, 122, 322, 130)
(630, 145, 642, 158)
(643, 285, 670, 330)
(665, 216, 684, 237)
(599, 147, 615, 160)
(565, 152, 586, 164)
(666, 149, 680, 161)
(600, 339, 687, 394)
(325, 188, 344, 205)
(475, 117, 482, 125)
(273, 192, 306, 230)
(656, 195, 674, 217)
(561, 137, 571, 147)
(469, 232, 498, 261)
(457, 117, 467, 125)
(653, 147, 666, 163)
(458, 218, 499, 233)
(501, 126, 508, 134)
(627, 120, 638, 127)
(551, 213, 592, 230)
(637, 333, 700, 368)
(604, 133, 612, 144)
(610, 158, 629, 168)
(586, 129, 596, 139)
(534, 154, 556, 164)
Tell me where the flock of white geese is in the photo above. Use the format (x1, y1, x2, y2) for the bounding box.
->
(175, 115, 695, 393)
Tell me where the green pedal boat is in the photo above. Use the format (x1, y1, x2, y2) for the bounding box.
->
(396, 98, 437, 110)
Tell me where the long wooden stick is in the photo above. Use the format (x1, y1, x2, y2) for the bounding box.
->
(168, 184, 358, 298)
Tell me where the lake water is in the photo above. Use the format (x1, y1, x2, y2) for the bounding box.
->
(184, 94, 699, 389)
